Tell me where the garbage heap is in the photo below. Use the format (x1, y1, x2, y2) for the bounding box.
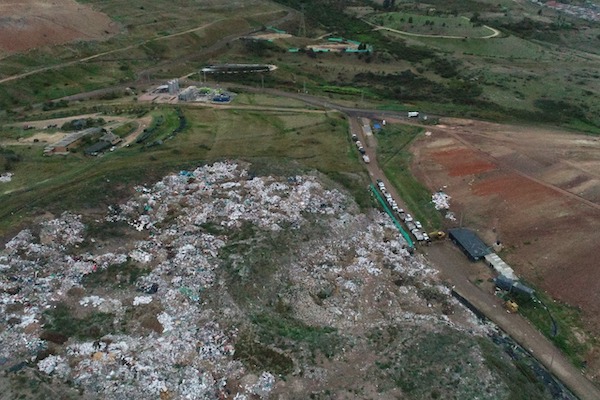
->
(1, 161, 505, 399)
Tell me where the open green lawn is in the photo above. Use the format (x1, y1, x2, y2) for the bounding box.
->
(232, 92, 311, 108)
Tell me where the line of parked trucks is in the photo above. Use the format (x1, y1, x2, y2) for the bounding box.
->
(352, 133, 370, 163)
(376, 179, 430, 242)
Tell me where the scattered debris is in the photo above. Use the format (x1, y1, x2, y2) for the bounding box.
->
(432, 191, 451, 210)
(0, 172, 13, 183)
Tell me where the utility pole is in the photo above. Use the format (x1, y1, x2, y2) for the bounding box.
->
(298, 4, 306, 37)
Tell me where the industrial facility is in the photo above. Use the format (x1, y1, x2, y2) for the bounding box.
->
(143, 80, 235, 104)
(44, 127, 104, 155)
(448, 228, 491, 261)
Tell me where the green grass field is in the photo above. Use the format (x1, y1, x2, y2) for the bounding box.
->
(514, 284, 594, 368)
(0, 105, 369, 236)
(369, 12, 495, 38)
(376, 124, 443, 230)
(414, 34, 550, 60)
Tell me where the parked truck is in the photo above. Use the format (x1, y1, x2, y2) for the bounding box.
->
(407, 111, 419, 118)
(362, 154, 370, 163)
(428, 231, 446, 240)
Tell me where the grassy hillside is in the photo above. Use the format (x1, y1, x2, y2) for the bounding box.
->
(266, 0, 600, 134)
(0, 105, 369, 236)
(0, 0, 286, 109)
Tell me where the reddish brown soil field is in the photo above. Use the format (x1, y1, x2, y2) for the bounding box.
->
(429, 147, 497, 176)
(411, 119, 600, 339)
(0, 0, 118, 54)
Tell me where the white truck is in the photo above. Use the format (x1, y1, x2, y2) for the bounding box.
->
(407, 111, 419, 118)
(362, 154, 370, 163)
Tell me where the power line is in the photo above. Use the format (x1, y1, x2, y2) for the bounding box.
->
(298, 4, 306, 37)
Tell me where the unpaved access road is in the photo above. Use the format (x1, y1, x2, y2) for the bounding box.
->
(348, 116, 600, 400)
(0, 9, 295, 85)
(363, 18, 501, 39)
(426, 242, 600, 400)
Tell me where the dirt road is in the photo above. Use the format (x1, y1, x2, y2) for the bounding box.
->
(0, 9, 294, 85)
(348, 116, 600, 400)
(363, 18, 501, 39)
(426, 242, 599, 400)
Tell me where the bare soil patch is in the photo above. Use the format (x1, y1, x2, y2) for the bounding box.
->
(410, 119, 600, 338)
(0, 0, 118, 54)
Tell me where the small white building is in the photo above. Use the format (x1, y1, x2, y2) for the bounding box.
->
(168, 79, 180, 95)
(178, 86, 198, 102)
(484, 253, 517, 280)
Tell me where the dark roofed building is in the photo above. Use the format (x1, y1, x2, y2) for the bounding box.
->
(448, 228, 491, 261)
(512, 281, 535, 298)
(85, 141, 111, 156)
(494, 275, 535, 299)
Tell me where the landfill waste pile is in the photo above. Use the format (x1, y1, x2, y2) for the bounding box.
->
(0, 161, 554, 399)
(431, 191, 450, 210)
(0, 172, 13, 183)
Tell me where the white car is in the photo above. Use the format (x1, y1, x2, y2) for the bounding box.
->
(404, 214, 413, 223)
(415, 221, 422, 229)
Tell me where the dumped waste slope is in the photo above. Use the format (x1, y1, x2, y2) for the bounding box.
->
(0, 161, 557, 399)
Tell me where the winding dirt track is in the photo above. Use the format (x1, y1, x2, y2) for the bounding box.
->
(363, 19, 501, 39)
(0, 9, 294, 85)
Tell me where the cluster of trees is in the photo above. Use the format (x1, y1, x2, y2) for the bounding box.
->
(352, 70, 483, 104)
(1, 147, 22, 172)
(42, 99, 69, 111)
(61, 117, 106, 132)
(382, 0, 397, 9)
